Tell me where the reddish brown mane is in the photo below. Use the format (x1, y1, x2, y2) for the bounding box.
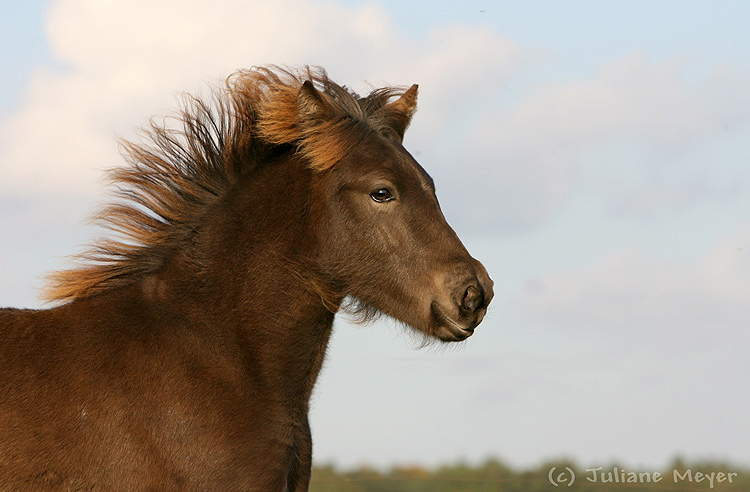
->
(43, 66, 415, 303)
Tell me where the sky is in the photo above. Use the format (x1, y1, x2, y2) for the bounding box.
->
(1, 0, 749, 472)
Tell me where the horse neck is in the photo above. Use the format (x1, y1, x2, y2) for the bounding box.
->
(167, 155, 336, 407)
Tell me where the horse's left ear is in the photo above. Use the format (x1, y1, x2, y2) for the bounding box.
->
(297, 80, 336, 127)
(382, 84, 418, 141)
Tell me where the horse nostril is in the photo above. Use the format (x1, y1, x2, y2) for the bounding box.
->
(461, 284, 483, 313)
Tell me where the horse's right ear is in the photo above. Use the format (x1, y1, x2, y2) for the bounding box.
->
(297, 80, 334, 127)
(380, 84, 418, 142)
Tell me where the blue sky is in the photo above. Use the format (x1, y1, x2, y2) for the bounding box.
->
(1, 0, 749, 471)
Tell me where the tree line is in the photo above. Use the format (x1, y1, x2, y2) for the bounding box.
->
(309, 457, 749, 492)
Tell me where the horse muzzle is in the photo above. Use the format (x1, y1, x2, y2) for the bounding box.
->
(431, 261, 494, 342)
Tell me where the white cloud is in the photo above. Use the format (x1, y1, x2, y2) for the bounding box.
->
(487, 55, 750, 152)
(607, 181, 706, 218)
(450, 54, 750, 230)
(0, 0, 525, 205)
(703, 225, 750, 300)
(514, 224, 750, 348)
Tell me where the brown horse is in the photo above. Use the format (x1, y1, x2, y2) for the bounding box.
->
(0, 66, 493, 491)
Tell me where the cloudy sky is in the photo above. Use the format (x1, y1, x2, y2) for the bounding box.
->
(2, 0, 749, 471)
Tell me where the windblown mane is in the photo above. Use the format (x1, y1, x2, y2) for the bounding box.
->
(43, 66, 415, 303)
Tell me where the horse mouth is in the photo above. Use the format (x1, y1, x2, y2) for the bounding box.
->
(430, 303, 476, 342)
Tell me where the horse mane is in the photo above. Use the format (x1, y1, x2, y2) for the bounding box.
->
(43, 66, 416, 303)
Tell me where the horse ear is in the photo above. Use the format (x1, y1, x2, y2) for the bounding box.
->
(297, 80, 334, 126)
(382, 84, 418, 141)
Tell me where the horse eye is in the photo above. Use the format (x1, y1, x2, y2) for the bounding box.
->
(370, 188, 394, 203)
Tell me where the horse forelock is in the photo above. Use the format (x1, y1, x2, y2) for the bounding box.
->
(42, 65, 414, 304)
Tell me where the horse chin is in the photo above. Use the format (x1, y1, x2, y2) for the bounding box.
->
(436, 325, 474, 342)
(429, 303, 478, 342)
